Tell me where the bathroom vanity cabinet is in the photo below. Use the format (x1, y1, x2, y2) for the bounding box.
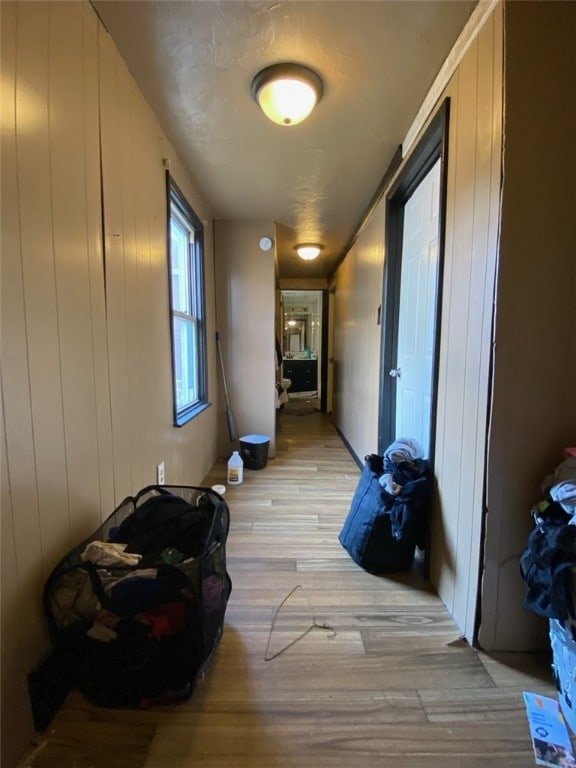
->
(283, 359, 318, 393)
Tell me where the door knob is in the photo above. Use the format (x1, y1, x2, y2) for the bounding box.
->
(389, 368, 401, 378)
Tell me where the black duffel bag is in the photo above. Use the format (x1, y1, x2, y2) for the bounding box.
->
(338, 453, 430, 573)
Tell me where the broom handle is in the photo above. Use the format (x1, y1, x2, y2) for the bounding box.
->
(216, 332, 231, 403)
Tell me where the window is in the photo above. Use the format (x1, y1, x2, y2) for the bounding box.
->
(167, 175, 208, 426)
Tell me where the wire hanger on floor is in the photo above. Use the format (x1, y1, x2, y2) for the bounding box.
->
(264, 584, 336, 661)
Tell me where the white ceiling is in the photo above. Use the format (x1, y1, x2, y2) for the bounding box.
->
(91, 0, 478, 279)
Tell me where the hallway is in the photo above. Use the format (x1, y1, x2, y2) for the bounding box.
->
(24, 410, 557, 767)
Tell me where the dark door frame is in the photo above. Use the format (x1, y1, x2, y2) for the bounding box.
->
(320, 288, 329, 412)
(378, 98, 450, 470)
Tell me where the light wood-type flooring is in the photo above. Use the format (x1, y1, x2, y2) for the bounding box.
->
(23, 406, 561, 767)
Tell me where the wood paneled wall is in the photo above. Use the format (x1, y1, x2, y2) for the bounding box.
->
(333, 208, 386, 458)
(430, 6, 503, 641)
(333, 6, 504, 642)
(2, 8, 109, 762)
(1, 3, 218, 765)
(97, 26, 219, 498)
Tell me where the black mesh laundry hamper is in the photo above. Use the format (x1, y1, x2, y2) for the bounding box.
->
(42, 485, 232, 709)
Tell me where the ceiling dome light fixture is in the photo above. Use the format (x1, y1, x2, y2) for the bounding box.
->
(251, 63, 323, 126)
(296, 244, 323, 261)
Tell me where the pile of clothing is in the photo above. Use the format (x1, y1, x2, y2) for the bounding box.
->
(378, 438, 430, 545)
(520, 448, 576, 626)
(520, 447, 576, 736)
(542, 448, 576, 518)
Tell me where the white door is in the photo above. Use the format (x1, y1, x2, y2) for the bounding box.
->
(392, 158, 441, 459)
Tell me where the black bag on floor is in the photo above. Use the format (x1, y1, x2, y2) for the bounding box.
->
(42, 485, 232, 708)
(338, 454, 430, 573)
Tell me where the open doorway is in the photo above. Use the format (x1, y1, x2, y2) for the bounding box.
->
(280, 290, 328, 412)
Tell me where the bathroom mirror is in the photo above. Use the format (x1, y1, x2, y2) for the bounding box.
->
(284, 318, 307, 352)
(281, 289, 322, 359)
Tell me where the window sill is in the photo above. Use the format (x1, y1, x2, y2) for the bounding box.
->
(174, 400, 211, 427)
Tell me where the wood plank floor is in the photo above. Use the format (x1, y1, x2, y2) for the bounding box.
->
(23, 407, 560, 767)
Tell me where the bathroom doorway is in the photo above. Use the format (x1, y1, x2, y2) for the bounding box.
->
(280, 290, 327, 411)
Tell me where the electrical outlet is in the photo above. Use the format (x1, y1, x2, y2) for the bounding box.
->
(157, 461, 165, 485)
